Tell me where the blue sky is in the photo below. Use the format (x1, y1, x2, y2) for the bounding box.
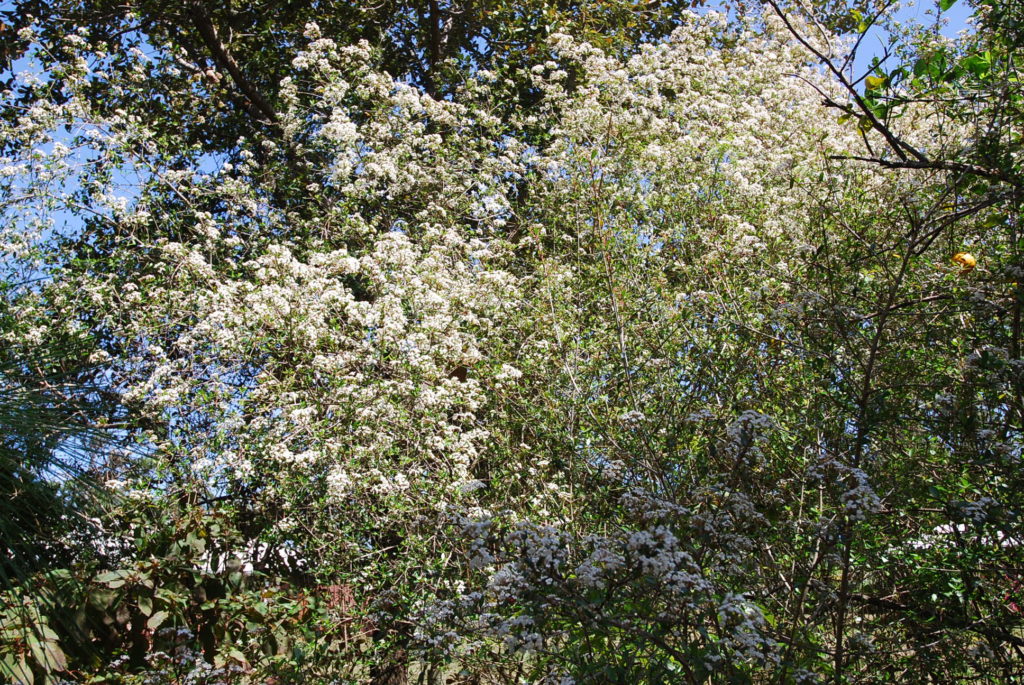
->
(852, 0, 973, 74)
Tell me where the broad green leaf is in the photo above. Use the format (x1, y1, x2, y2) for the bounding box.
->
(962, 55, 990, 78)
(1, 654, 33, 685)
(28, 637, 67, 673)
(146, 610, 169, 631)
(95, 570, 129, 588)
(93, 571, 126, 583)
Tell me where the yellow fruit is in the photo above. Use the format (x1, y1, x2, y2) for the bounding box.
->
(952, 252, 977, 272)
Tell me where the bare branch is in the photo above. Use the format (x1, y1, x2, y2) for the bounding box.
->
(764, 0, 924, 164)
(829, 155, 1020, 186)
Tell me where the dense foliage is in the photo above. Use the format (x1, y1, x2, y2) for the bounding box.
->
(0, 0, 1020, 682)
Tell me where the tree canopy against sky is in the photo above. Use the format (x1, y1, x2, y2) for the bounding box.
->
(0, 0, 1021, 683)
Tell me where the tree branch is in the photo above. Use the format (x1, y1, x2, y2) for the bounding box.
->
(850, 593, 1024, 648)
(830, 155, 1020, 188)
(187, 6, 278, 123)
(764, 0, 923, 164)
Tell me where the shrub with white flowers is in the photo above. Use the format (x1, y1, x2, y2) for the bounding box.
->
(1, 1, 1021, 682)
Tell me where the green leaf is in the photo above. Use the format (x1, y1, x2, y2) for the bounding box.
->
(850, 9, 869, 33)
(88, 588, 117, 611)
(95, 570, 129, 588)
(37, 625, 58, 642)
(146, 610, 169, 631)
(962, 55, 990, 78)
(227, 571, 243, 589)
(138, 595, 153, 617)
(94, 571, 122, 582)
(28, 637, 67, 673)
(938, 0, 957, 11)
(155, 587, 186, 605)
(1, 654, 33, 685)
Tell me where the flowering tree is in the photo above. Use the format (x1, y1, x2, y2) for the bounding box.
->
(0, 1, 1020, 683)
